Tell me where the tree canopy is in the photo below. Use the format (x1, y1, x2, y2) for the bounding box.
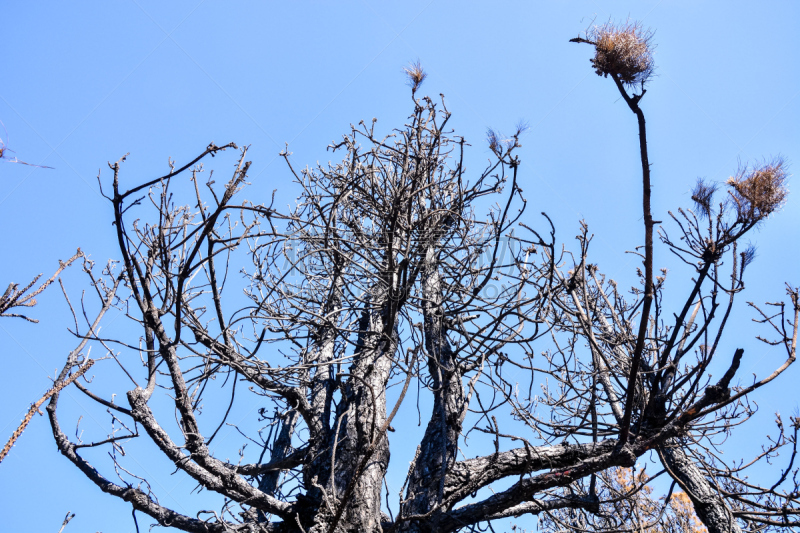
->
(33, 21, 800, 533)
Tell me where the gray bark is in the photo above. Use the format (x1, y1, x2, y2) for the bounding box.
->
(398, 247, 466, 532)
(660, 443, 743, 533)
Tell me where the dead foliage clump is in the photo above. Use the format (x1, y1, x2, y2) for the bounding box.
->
(403, 60, 427, 93)
(588, 20, 654, 86)
(727, 158, 789, 222)
(691, 179, 719, 218)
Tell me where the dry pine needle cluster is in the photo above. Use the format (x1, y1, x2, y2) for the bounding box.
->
(588, 20, 655, 86)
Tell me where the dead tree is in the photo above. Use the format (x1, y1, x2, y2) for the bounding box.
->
(47, 24, 798, 533)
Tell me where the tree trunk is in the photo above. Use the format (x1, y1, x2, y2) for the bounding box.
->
(660, 442, 742, 533)
(398, 248, 466, 532)
(304, 291, 396, 533)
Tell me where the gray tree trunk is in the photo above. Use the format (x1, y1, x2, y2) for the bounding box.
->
(305, 287, 397, 533)
(398, 247, 466, 532)
(660, 442, 742, 533)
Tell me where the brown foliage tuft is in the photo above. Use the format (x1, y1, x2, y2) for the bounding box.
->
(588, 20, 654, 86)
(403, 60, 427, 93)
(726, 158, 788, 222)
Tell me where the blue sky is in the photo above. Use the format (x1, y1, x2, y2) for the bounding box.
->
(1, 2, 798, 532)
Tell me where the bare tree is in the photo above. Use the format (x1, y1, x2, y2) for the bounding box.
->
(46, 23, 799, 533)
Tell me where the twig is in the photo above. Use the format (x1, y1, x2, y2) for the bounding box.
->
(0, 359, 94, 464)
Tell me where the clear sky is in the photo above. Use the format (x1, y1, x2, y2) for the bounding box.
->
(1, 2, 798, 532)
